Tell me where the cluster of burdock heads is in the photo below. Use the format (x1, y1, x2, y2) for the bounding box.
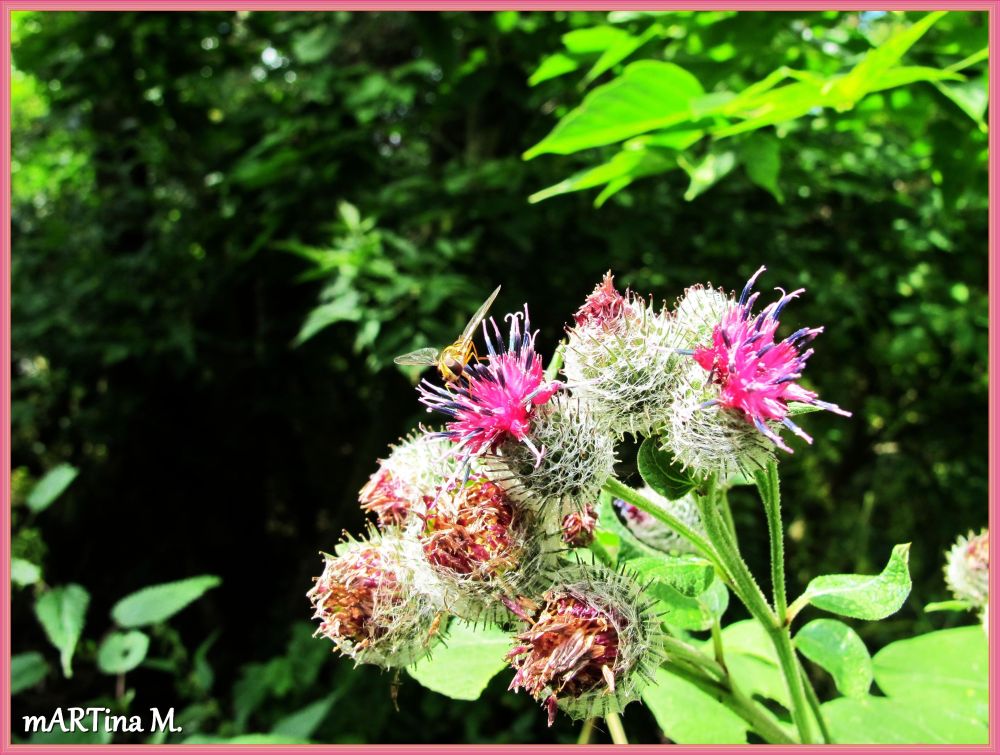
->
(307, 266, 851, 726)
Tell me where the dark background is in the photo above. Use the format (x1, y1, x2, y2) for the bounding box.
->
(10, 10, 987, 744)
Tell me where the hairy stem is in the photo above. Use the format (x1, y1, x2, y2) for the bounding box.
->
(605, 712, 628, 745)
(801, 663, 833, 744)
(577, 718, 595, 745)
(755, 461, 786, 622)
(602, 477, 727, 581)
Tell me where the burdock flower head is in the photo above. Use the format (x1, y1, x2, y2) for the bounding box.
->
(945, 528, 989, 609)
(359, 431, 461, 527)
(561, 503, 598, 548)
(410, 473, 552, 620)
(564, 272, 685, 438)
(507, 562, 665, 726)
(418, 307, 561, 464)
(483, 393, 616, 517)
(614, 486, 705, 555)
(684, 265, 850, 453)
(307, 533, 439, 668)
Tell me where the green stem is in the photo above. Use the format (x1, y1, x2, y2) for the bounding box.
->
(577, 718, 595, 745)
(602, 477, 727, 580)
(605, 712, 628, 745)
(661, 632, 726, 681)
(661, 663, 795, 745)
(801, 663, 832, 744)
(755, 460, 787, 623)
(710, 619, 728, 674)
(718, 488, 738, 547)
(767, 625, 815, 743)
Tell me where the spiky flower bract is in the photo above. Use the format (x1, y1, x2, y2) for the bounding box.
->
(306, 532, 439, 668)
(945, 528, 989, 609)
(564, 273, 686, 438)
(685, 265, 850, 453)
(614, 485, 705, 555)
(483, 394, 616, 517)
(418, 307, 561, 463)
(507, 562, 666, 726)
(359, 431, 461, 527)
(407, 473, 554, 621)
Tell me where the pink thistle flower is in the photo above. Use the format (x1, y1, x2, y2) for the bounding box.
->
(690, 265, 850, 452)
(561, 504, 598, 547)
(418, 307, 562, 463)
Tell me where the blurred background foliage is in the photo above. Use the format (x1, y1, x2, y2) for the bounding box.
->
(10, 9, 987, 744)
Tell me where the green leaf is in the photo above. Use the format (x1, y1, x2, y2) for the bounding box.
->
(407, 621, 510, 700)
(715, 620, 788, 708)
(628, 555, 713, 597)
(642, 667, 748, 744)
(529, 53, 580, 86)
(561, 26, 629, 55)
(739, 134, 784, 203)
(27, 463, 79, 513)
(35, 584, 90, 678)
(528, 148, 674, 204)
(12, 652, 48, 694)
(111, 575, 221, 628)
(582, 24, 662, 87)
(822, 696, 987, 744)
(293, 292, 364, 346)
(97, 630, 150, 674)
(271, 694, 337, 740)
(829, 11, 947, 105)
(642, 570, 727, 631)
(12, 557, 42, 587)
(873, 626, 987, 711)
(798, 543, 911, 620)
(524, 61, 703, 158)
(637, 437, 696, 500)
(682, 149, 737, 201)
(794, 619, 872, 699)
(935, 76, 988, 128)
(868, 65, 963, 92)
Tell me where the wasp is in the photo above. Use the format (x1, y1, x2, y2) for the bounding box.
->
(394, 285, 501, 382)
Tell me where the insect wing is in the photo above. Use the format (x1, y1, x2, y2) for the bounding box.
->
(458, 285, 502, 347)
(394, 347, 440, 366)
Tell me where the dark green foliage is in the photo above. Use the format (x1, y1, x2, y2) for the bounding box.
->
(11, 10, 986, 743)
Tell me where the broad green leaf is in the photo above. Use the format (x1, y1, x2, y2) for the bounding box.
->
(822, 696, 987, 744)
(12, 652, 48, 694)
(630, 126, 704, 151)
(529, 52, 579, 86)
(637, 438, 696, 500)
(868, 65, 963, 92)
(873, 626, 987, 711)
(12, 557, 41, 587)
(682, 149, 737, 201)
(739, 134, 784, 203)
(528, 148, 671, 204)
(829, 11, 947, 105)
(407, 621, 510, 700)
(716, 620, 788, 708)
(27, 463, 79, 513)
(643, 667, 748, 744)
(794, 619, 872, 699)
(35, 584, 90, 678)
(628, 555, 713, 597)
(582, 24, 662, 86)
(111, 575, 221, 627)
(644, 572, 727, 631)
(935, 76, 988, 128)
(97, 630, 150, 674)
(798, 543, 911, 620)
(271, 694, 337, 739)
(524, 61, 703, 158)
(561, 26, 629, 55)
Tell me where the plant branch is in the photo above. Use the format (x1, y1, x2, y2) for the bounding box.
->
(577, 718, 595, 745)
(605, 712, 628, 745)
(755, 460, 787, 623)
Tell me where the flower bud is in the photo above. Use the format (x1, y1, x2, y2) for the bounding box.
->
(564, 273, 686, 438)
(945, 528, 989, 609)
(562, 504, 599, 548)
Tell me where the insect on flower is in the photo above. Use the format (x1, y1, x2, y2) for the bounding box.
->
(394, 285, 502, 382)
